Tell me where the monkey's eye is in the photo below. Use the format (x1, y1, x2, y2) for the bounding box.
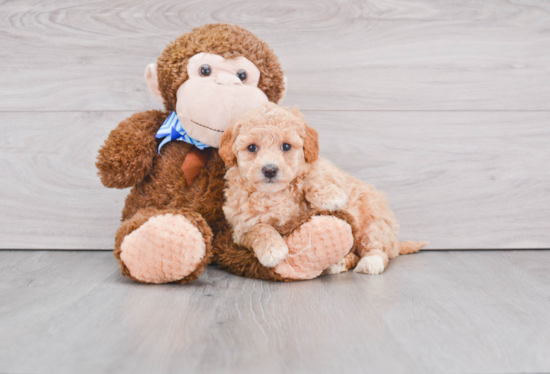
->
(199, 64, 211, 77)
(281, 143, 291, 152)
(236, 69, 247, 82)
(247, 144, 258, 153)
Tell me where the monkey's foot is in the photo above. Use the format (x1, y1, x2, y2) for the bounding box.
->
(274, 216, 354, 280)
(119, 214, 209, 284)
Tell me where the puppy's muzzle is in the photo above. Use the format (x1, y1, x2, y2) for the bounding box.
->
(262, 165, 278, 179)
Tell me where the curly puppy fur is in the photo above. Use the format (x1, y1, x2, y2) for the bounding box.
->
(220, 102, 426, 275)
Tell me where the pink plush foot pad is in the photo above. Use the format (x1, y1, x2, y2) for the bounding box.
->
(274, 216, 354, 280)
(120, 214, 206, 283)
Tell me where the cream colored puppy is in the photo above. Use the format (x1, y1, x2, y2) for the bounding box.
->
(219, 102, 425, 274)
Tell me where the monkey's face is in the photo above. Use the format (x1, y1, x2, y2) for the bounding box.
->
(175, 53, 268, 148)
(145, 25, 287, 149)
(147, 52, 270, 148)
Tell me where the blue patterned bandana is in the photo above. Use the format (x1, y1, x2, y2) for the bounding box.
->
(155, 111, 210, 153)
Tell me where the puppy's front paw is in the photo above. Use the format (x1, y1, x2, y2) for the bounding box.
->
(253, 237, 289, 268)
(311, 187, 348, 211)
(354, 255, 386, 275)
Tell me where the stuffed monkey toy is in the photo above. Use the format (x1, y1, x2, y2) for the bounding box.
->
(96, 24, 356, 284)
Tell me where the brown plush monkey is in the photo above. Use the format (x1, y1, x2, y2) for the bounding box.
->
(96, 24, 356, 284)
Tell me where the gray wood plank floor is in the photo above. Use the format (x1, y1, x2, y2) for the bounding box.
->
(1, 250, 549, 374)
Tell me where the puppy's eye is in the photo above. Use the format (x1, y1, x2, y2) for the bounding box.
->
(281, 143, 291, 152)
(199, 64, 211, 77)
(236, 69, 247, 82)
(247, 144, 258, 153)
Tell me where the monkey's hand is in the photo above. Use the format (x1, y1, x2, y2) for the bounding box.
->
(306, 185, 349, 211)
(96, 110, 164, 189)
(241, 224, 289, 268)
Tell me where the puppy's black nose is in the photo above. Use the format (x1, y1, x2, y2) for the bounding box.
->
(262, 165, 278, 179)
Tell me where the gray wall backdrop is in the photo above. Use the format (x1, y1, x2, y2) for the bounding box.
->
(0, 0, 549, 250)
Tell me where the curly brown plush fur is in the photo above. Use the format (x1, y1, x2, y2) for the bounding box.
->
(97, 24, 355, 284)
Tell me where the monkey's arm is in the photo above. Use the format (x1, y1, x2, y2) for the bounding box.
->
(96, 110, 166, 189)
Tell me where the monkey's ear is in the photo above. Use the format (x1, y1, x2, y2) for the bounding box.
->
(303, 124, 319, 164)
(218, 123, 240, 167)
(144, 63, 163, 103)
(277, 77, 287, 105)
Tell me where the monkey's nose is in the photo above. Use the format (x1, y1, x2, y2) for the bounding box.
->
(262, 165, 278, 179)
(216, 73, 242, 85)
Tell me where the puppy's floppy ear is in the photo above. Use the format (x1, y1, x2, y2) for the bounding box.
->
(286, 106, 319, 163)
(218, 123, 240, 167)
(303, 124, 319, 163)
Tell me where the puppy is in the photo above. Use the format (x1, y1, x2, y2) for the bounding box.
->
(219, 102, 426, 275)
